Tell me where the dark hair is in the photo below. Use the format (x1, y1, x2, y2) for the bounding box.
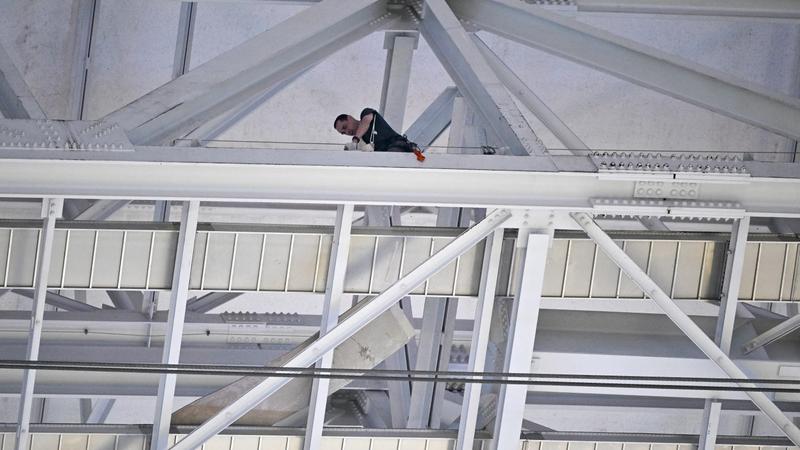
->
(334, 114, 349, 128)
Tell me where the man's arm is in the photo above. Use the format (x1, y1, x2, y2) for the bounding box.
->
(354, 113, 374, 141)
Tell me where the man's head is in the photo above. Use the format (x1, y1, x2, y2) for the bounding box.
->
(334, 114, 359, 136)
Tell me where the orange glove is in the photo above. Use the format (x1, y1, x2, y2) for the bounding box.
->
(413, 149, 426, 162)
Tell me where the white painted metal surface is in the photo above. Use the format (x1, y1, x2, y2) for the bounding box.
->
(420, 0, 548, 157)
(14, 199, 61, 450)
(491, 232, 550, 450)
(451, 0, 800, 140)
(151, 201, 200, 450)
(699, 217, 750, 450)
(170, 210, 511, 450)
(1, 222, 797, 302)
(455, 230, 504, 450)
(304, 204, 353, 450)
(572, 212, 800, 445)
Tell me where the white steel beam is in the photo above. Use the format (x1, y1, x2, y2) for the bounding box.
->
(106, 291, 141, 311)
(0, 43, 46, 120)
(744, 314, 800, 353)
(81, 399, 115, 424)
(407, 298, 446, 428)
(699, 216, 750, 450)
(491, 231, 551, 450)
(403, 86, 457, 147)
(67, 0, 97, 120)
(71, 200, 130, 221)
(172, 2, 196, 80)
(14, 198, 62, 450)
(419, 0, 550, 157)
(575, 0, 800, 19)
(304, 204, 353, 450)
(169, 209, 512, 450)
(105, 0, 394, 145)
(472, 36, 588, 153)
(571, 212, 800, 445)
(151, 201, 200, 450)
(456, 229, 503, 450)
(380, 33, 417, 128)
(450, 0, 800, 140)
(176, 69, 308, 146)
(11, 289, 100, 312)
(185, 292, 241, 313)
(3, 148, 800, 217)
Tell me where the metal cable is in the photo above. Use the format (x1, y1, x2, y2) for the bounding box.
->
(2, 360, 799, 393)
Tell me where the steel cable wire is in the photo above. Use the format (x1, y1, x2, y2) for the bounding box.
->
(2, 360, 799, 393)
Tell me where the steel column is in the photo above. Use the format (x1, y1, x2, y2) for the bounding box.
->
(169, 209, 512, 450)
(456, 229, 504, 450)
(699, 216, 750, 450)
(66, 0, 96, 120)
(151, 201, 200, 450)
(571, 212, 800, 445)
(380, 33, 418, 128)
(450, 0, 800, 140)
(491, 231, 551, 450)
(14, 198, 62, 450)
(303, 204, 354, 450)
(172, 2, 196, 80)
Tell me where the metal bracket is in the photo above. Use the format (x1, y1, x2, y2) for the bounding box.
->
(634, 180, 699, 199)
(591, 151, 748, 175)
(0, 119, 133, 151)
(592, 198, 744, 219)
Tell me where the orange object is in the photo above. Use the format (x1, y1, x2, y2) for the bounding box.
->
(413, 149, 426, 162)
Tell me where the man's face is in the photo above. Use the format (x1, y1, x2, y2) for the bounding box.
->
(335, 116, 358, 136)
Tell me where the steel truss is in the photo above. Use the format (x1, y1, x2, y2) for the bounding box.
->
(2, 0, 800, 448)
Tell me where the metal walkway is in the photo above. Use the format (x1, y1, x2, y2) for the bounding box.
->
(1, 221, 798, 301)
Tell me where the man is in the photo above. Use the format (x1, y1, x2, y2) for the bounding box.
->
(334, 108, 425, 160)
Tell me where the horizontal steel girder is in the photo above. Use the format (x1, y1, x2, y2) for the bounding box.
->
(1, 223, 798, 301)
(0, 146, 799, 217)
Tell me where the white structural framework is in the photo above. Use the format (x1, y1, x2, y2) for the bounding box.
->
(1, 0, 800, 449)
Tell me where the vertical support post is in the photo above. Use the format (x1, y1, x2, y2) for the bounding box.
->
(15, 198, 62, 450)
(572, 212, 800, 446)
(456, 229, 504, 450)
(370, 33, 416, 415)
(379, 32, 418, 128)
(699, 216, 750, 450)
(151, 201, 200, 450)
(172, 2, 196, 80)
(490, 231, 550, 450)
(170, 209, 512, 450)
(67, 0, 97, 120)
(303, 204, 354, 450)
